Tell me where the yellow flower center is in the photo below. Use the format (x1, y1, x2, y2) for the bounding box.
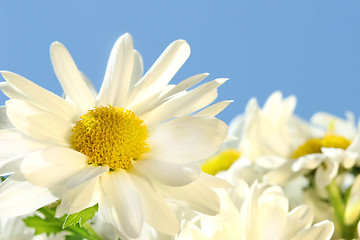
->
(70, 105, 149, 171)
(201, 149, 241, 175)
(291, 135, 351, 159)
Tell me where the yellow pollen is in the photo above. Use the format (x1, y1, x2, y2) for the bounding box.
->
(291, 135, 351, 159)
(201, 149, 241, 175)
(70, 105, 149, 171)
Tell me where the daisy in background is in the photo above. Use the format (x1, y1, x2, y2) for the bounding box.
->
(202, 91, 314, 208)
(175, 180, 334, 240)
(0, 33, 230, 239)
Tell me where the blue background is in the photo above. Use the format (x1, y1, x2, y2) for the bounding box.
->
(1, 0, 359, 124)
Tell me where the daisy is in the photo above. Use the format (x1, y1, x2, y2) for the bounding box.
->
(176, 180, 334, 240)
(0, 33, 230, 239)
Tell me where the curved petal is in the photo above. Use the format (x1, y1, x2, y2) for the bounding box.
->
(131, 174, 179, 235)
(147, 116, 227, 163)
(127, 40, 190, 108)
(66, 165, 109, 189)
(0, 173, 58, 217)
(56, 175, 102, 217)
(50, 42, 95, 113)
(129, 50, 144, 90)
(290, 220, 334, 240)
(20, 147, 89, 188)
(315, 159, 338, 188)
(6, 99, 72, 146)
(1, 71, 80, 122)
(97, 33, 134, 107)
(159, 180, 220, 216)
(132, 159, 200, 186)
(101, 171, 143, 238)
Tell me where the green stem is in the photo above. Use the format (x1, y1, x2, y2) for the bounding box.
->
(327, 180, 355, 239)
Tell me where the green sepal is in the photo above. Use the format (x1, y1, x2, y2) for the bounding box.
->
(63, 204, 98, 228)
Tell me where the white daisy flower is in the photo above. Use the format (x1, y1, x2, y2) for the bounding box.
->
(176, 180, 334, 240)
(0, 33, 230, 239)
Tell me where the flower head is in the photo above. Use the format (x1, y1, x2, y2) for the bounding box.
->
(0, 33, 230, 239)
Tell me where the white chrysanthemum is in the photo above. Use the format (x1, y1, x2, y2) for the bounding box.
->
(176, 180, 334, 240)
(0, 33, 230, 239)
(205, 91, 315, 185)
(269, 113, 360, 188)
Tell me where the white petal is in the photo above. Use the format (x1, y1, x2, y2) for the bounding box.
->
(198, 172, 232, 188)
(66, 165, 109, 189)
(56, 175, 102, 217)
(131, 174, 179, 235)
(0, 155, 24, 176)
(6, 99, 72, 146)
(160, 73, 209, 100)
(0, 105, 13, 129)
(1, 71, 80, 122)
(128, 50, 144, 90)
(284, 205, 314, 238)
(315, 159, 338, 188)
(98, 33, 134, 107)
(159, 180, 220, 215)
(132, 159, 200, 186)
(127, 40, 190, 107)
(0, 129, 48, 160)
(292, 154, 325, 172)
(147, 116, 227, 163)
(290, 220, 334, 240)
(101, 171, 143, 238)
(50, 42, 95, 113)
(0, 173, 58, 217)
(80, 71, 98, 97)
(344, 174, 360, 224)
(142, 78, 227, 126)
(0, 82, 25, 100)
(20, 147, 88, 188)
(195, 100, 233, 117)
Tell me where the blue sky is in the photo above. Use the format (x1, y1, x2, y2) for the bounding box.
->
(0, 0, 359, 124)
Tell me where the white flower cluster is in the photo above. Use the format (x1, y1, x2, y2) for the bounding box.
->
(0, 33, 357, 240)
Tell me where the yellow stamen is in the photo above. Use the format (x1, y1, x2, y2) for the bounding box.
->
(201, 149, 241, 175)
(71, 105, 149, 170)
(291, 135, 351, 159)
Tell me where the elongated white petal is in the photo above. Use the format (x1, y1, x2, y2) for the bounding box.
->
(128, 50, 144, 91)
(1, 71, 80, 122)
(56, 175, 102, 217)
(160, 180, 220, 215)
(315, 159, 338, 188)
(127, 40, 190, 107)
(143, 78, 227, 126)
(198, 172, 232, 188)
(147, 116, 227, 163)
(66, 165, 109, 189)
(0, 82, 26, 101)
(21, 147, 88, 188)
(290, 220, 334, 240)
(50, 42, 95, 113)
(0, 173, 58, 217)
(98, 33, 134, 107)
(160, 73, 209, 100)
(6, 99, 72, 146)
(101, 171, 143, 238)
(131, 174, 179, 235)
(286, 205, 314, 235)
(196, 100, 232, 117)
(132, 159, 200, 186)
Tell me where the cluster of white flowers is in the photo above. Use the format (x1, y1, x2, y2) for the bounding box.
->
(0, 33, 357, 240)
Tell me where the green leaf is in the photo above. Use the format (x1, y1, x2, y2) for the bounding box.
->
(23, 215, 64, 235)
(63, 204, 98, 228)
